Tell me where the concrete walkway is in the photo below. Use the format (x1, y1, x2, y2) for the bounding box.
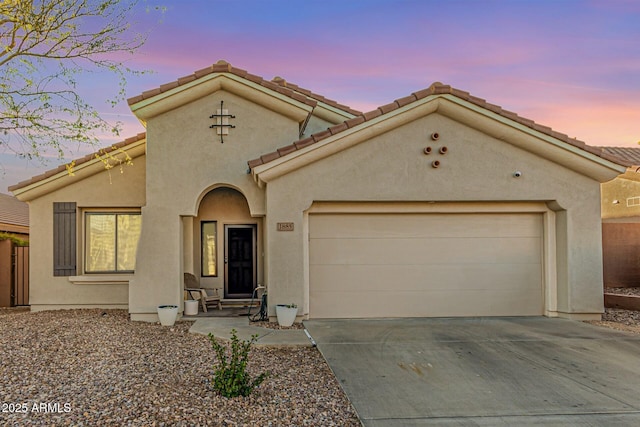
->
(189, 317, 313, 347)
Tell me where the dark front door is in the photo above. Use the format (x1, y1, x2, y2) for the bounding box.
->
(225, 225, 256, 298)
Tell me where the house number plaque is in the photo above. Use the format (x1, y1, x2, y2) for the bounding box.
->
(277, 222, 294, 231)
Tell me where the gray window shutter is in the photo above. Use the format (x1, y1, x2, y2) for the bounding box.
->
(53, 202, 77, 276)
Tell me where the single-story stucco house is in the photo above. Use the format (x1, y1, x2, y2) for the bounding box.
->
(9, 60, 630, 322)
(600, 147, 640, 288)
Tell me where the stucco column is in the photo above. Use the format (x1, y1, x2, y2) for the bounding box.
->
(561, 189, 605, 319)
(129, 206, 182, 321)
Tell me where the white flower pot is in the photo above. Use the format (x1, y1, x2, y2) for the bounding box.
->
(157, 305, 179, 326)
(184, 300, 199, 316)
(276, 305, 298, 327)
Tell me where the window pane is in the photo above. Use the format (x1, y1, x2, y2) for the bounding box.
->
(202, 222, 217, 276)
(117, 214, 142, 271)
(86, 214, 116, 272)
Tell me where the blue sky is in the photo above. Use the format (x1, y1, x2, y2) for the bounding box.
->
(2, 0, 639, 193)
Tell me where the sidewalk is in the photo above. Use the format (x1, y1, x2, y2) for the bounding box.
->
(188, 317, 314, 347)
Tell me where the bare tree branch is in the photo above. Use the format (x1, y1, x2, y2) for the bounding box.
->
(0, 0, 160, 162)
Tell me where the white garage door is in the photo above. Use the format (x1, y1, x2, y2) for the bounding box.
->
(309, 212, 543, 318)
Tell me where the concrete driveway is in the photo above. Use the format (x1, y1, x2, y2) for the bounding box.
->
(304, 317, 640, 426)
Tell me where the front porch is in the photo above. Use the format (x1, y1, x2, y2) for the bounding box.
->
(182, 298, 263, 320)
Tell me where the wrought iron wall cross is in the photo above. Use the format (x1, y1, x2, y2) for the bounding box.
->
(209, 100, 236, 143)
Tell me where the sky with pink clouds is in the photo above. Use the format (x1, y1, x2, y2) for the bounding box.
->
(2, 0, 640, 193)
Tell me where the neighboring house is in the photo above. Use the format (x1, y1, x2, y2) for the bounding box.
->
(0, 193, 29, 307)
(10, 60, 628, 322)
(0, 192, 29, 240)
(600, 147, 640, 288)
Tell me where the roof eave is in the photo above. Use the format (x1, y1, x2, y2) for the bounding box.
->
(11, 138, 146, 202)
(436, 95, 627, 181)
(130, 73, 314, 124)
(253, 95, 626, 186)
(312, 102, 358, 124)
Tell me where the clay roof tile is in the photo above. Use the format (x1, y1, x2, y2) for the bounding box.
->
(311, 129, 332, 142)
(378, 102, 399, 115)
(260, 151, 281, 164)
(159, 81, 180, 92)
(598, 147, 640, 165)
(277, 144, 297, 157)
(247, 158, 264, 169)
(362, 109, 382, 121)
(395, 94, 418, 107)
(194, 65, 214, 78)
(294, 137, 315, 150)
(328, 122, 348, 135)
(344, 116, 366, 128)
(176, 74, 197, 86)
(141, 88, 161, 99)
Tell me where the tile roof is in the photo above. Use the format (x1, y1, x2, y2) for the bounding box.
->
(0, 192, 28, 228)
(248, 82, 629, 169)
(11, 73, 631, 196)
(598, 147, 640, 166)
(127, 60, 319, 110)
(8, 133, 147, 192)
(270, 77, 362, 116)
(10, 61, 362, 195)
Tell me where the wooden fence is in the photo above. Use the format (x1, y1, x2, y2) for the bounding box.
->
(0, 240, 29, 306)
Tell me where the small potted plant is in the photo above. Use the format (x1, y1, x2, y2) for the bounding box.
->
(275, 303, 298, 327)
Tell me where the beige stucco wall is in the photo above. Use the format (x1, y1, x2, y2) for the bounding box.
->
(303, 115, 337, 137)
(264, 113, 606, 319)
(602, 171, 640, 219)
(129, 90, 301, 320)
(27, 157, 146, 311)
(601, 170, 640, 288)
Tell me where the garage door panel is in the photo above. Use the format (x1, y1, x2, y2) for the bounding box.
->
(309, 211, 544, 318)
(310, 213, 542, 239)
(310, 237, 541, 265)
(310, 264, 542, 292)
(311, 289, 543, 318)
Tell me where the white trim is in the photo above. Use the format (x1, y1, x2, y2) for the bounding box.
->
(303, 201, 557, 318)
(68, 275, 132, 285)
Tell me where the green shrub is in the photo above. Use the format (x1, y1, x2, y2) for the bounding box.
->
(0, 232, 28, 246)
(208, 329, 269, 398)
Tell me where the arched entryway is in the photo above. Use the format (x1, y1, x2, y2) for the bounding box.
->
(192, 187, 262, 299)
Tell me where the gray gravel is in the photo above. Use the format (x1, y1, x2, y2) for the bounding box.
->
(0, 309, 359, 426)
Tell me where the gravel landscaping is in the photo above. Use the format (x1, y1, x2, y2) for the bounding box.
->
(605, 286, 640, 297)
(2, 300, 640, 426)
(0, 309, 359, 426)
(587, 287, 640, 334)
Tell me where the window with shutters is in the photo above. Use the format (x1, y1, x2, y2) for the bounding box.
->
(85, 212, 141, 273)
